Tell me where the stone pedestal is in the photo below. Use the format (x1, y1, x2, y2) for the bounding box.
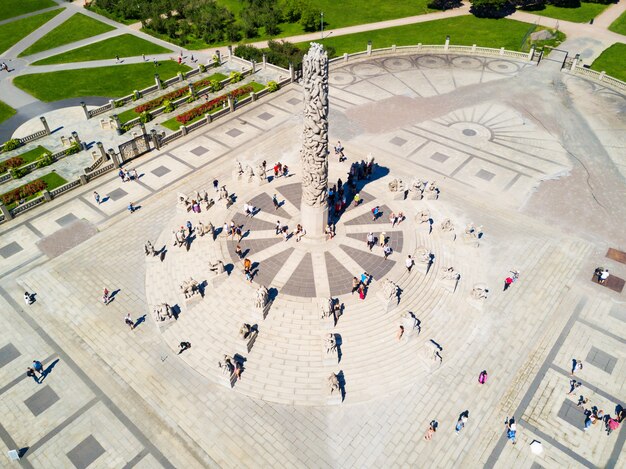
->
(414, 261, 431, 275)
(321, 317, 335, 330)
(300, 203, 328, 239)
(232, 171, 242, 181)
(236, 331, 258, 355)
(326, 394, 342, 405)
(410, 191, 423, 201)
(377, 293, 399, 312)
(468, 298, 486, 311)
(440, 231, 456, 242)
(392, 190, 406, 201)
(253, 303, 270, 321)
(322, 335, 338, 365)
(462, 235, 480, 248)
(208, 272, 228, 288)
(256, 177, 268, 187)
(438, 278, 458, 293)
(183, 294, 203, 308)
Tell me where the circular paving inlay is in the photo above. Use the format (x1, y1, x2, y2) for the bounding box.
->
(462, 129, 477, 136)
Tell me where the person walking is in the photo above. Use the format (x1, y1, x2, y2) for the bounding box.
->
(351, 277, 359, 295)
(478, 370, 488, 384)
(102, 288, 110, 305)
(367, 232, 375, 251)
(567, 379, 582, 395)
(505, 417, 517, 444)
(272, 194, 279, 210)
(396, 325, 404, 341)
(424, 420, 438, 440)
(213, 178, 219, 192)
(353, 193, 360, 207)
(93, 191, 101, 205)
(455, 411, 469, 434)
(235, 244, 243, 259)
(405, 255, 414, 272)
(178, 341, 191, 354)
(276, 220, 281, 236)
(26, 367, 39, 383)
(383, 244, 392, 260)
(379, 232, 386, 248)
(358, 283, 366, 300)
(32, 360, 44, 379)
(124, 313, 135, 330)
(24, 292, 33, 305)
(571, 359, 583, 375)
(127, 202, 136, 213)
(371, 206, 380, 221)
(243, 258, 252, 275)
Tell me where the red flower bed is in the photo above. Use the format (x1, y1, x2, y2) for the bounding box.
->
(134, 87, 189, 113)
(175, 85, 253, 124)
(1, 179, 46, 205)
(0, 156, 24, 173)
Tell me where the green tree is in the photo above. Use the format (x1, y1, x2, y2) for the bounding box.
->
(428, 0, 463, 9)
(299, 3, 319, 32)
(470, 0, 515, 18)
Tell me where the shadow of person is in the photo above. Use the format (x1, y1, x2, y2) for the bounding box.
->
(40, 358, 60, 382)
(134, 314, 147, 329)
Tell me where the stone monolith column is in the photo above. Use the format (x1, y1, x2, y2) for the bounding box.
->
(300, 43, 329, 238)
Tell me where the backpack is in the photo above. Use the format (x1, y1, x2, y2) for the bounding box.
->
(479, 371, 488, 384)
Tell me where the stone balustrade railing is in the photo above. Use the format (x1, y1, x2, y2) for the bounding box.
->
(329, 43, 534, 66)
(568, 65, 626, 93)
(49, 179, 81, 197)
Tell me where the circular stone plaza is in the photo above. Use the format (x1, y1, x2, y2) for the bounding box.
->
(0, 46, 625, 469)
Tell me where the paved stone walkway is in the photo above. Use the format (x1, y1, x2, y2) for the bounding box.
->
(0, 52, 624, 468)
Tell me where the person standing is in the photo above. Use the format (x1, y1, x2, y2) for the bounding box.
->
(367, 232, 375, 251)
(213, 178, 219, 192)
(379, 232, 386, 248)
(235, 244, 243, 259)
(178, 341, 191, 354)
(478, 370, 488, 384)
(353, 193, 360, 207)
(424, 420, 438, 440)
(102, 288, 110, 305)
(93, 191, 101, 205)
(405, 255, 414, 272)
(24, 292, 33, 305)
(275, 220, 281, 236)
(571, 359, 583, 375)
(272, 194, 279, 210)
(358, 283, 366, 300)
(383, 244, 392, 260)
(124, 313, 135, 330)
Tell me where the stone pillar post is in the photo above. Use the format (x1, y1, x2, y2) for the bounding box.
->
(299, 42, 329, 239)
(0, 202, 13, 221)
(289, 63, 294, 83)
(155, 73, 162, 90)
(96, 142, 107, 159)
(80, 101, 90, 119)
(262, 53, 267, 69)
(444, 35, 450, 51)
(343, 53, 348, 62)
(570, 53, 580, 71)
(392, 44, 396, 53)
(499, 47, 505, 56)
(181, 125, 188, 136)
(79, 174, 88, 185)
(367, 41, 372, 55)
(188, 83, 195, 98)
(599, 71, 606, 81)
(71, 131, 81, 149)
(528, 45, 535, 61)
(227, 95, 235, 112)
(178, 72, 184, 82)
(109, 99, 115, 110)
(251, 92, 257, 102)
(134, 90, 140, 100)
(216, 50, 221, 63)
(139, 122, 147, 135)
(42, 190, 52, 202)
(112, 114, 122, 135)
(227, 46, 232, 61)
(251, 60, 256, 74)
(40, 116, 51, 135)
(108, 149, 120, 166)
(472, 44, 476, 53)
(150, 129, 161, 150)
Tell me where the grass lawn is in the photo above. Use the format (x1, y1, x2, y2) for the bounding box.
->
(0, 0, 57, 22)
(13, 145, 50, 165)
(117, 72, 228, 123)
(608, 9, 626, 35)
(527, 2, 609, 23)
(149, 0, 432, 49)
(19, 13, 115, 57)
(2, 171, 68, 210)
(160, 81, 266, 130)
(33, 34, 172, 65)
(298, 16, 541, 56)
(0, 101, 16, 124)
(14, 61, 192, 102)
(0, 9, 61, 55)
(590, 43, 626, 82)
